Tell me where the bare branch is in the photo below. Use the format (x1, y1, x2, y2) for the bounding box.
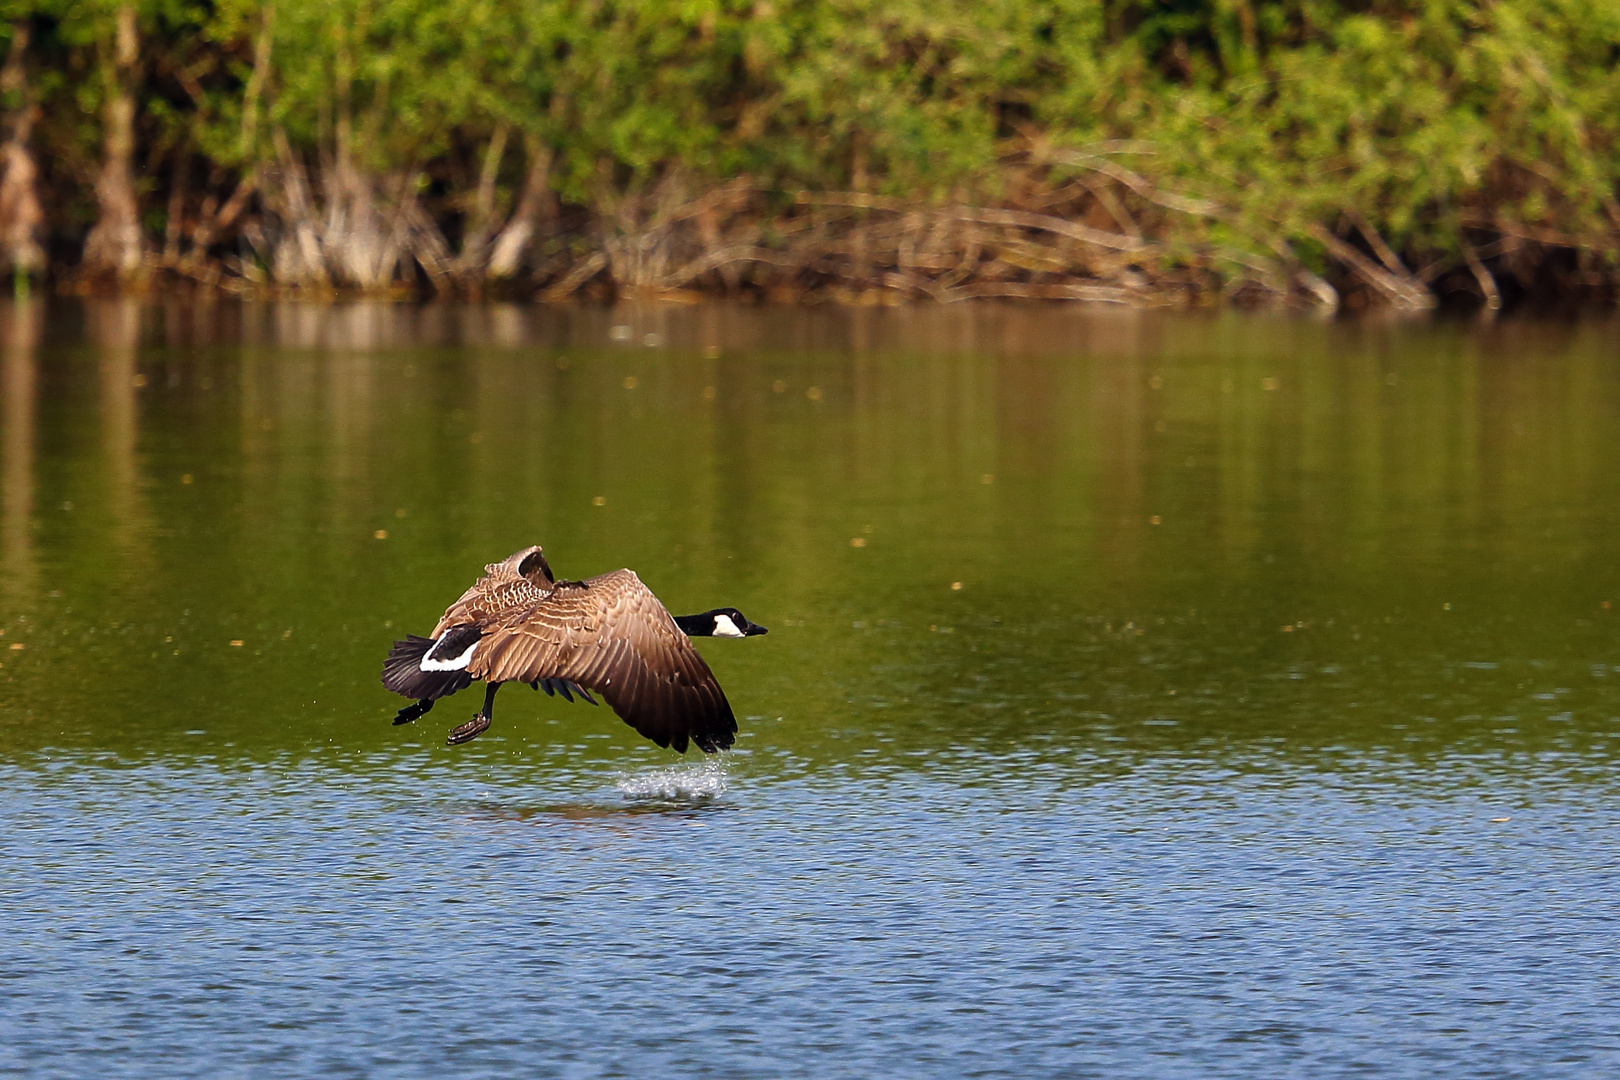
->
(1048, 152, 1227, 219)
(1307, 224, 1433, 309)
(542, 251, 608, 299)
(1460, 234, 1501, 310)
(1344, 210, 1412, 278)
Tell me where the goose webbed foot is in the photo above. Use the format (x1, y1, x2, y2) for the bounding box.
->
(446, 713, 491, 745)
(446, 682, 501, 746)
(394, 698, 434, 726)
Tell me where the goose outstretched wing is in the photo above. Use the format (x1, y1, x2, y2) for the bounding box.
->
(467, 569, 737, 753)
(431, 545, 555, 636)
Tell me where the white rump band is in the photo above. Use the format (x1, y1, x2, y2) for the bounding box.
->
(421, 637, 478, 671)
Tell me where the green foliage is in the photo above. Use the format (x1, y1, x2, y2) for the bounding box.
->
(1120, 0, 1620, 255)
(11, 0, 1620, 277)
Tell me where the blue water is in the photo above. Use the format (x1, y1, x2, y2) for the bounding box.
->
(3, 750, 1616, 1078)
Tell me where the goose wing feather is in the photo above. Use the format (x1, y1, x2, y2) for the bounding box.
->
(430, 546, 553, 637)
(468, 569, 737, 753)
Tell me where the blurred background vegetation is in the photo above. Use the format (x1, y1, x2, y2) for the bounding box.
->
(1, 0, 1617, 308)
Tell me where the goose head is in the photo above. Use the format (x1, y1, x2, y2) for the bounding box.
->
(676, 608, 768, 638)
(516, 546, 555, 586)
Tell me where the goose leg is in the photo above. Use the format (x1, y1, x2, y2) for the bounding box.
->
(393, 698, 435, 726)
(447, 682, 500, 746)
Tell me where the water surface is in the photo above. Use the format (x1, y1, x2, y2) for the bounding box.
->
(1, 302, 1618, 1077)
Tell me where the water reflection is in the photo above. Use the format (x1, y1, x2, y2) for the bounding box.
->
(92, 300, 151, 577)
(0, 300, 36, 604)
(0, 303, 1616, 772)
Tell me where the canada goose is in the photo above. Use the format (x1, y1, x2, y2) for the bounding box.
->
(381, 546, 767, 752)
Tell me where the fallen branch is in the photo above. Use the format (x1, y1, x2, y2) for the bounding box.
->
(1345, 209, 1414, 278)
(1307, 224, 1434, 309)
(542, 250, 608, 299)
(796, 192, 1147, 253)
(1458, 211, 1614, 250)
(1049, 151, 1227, 219)
(951, 206, 1148, 254)
(663, 244, 807, 289)
(934, 281, 1146, 305)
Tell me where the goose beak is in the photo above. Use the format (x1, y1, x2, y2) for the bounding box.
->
(744, 620, 768, 636)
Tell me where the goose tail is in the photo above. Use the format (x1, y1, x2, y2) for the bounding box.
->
(382, 634, 476, 700)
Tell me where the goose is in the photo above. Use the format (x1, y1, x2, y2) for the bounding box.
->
(381, 546, 767, 751)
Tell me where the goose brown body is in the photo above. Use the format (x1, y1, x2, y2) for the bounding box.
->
(381, 546, 741, 752)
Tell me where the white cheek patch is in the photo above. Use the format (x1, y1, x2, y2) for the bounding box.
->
(712, 614, 746, 638)
(420, 638, 478, 671)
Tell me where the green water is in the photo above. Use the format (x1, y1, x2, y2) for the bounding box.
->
(2, 301, 1618, 1077)
(5, 303, 1618, 767)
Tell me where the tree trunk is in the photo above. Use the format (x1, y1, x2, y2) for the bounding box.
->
(191, 2, 273, 268)
(451, 121, 510, 287)
(82, 4, 143, 279)
(0, 23, 43, 280)
(269, 127, 327, 286)
(487, 137, 555, 280)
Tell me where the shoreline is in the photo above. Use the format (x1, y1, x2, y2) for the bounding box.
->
(9, 5, 1618, 316)
(46, 183, 1620, 316)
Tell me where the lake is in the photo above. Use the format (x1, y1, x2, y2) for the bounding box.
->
(2, 300, 1618, 1077)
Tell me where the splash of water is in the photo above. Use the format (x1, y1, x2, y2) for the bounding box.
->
(615, 756, 729, 802)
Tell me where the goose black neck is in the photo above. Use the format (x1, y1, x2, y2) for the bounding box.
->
(674, 612, 713, 636)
